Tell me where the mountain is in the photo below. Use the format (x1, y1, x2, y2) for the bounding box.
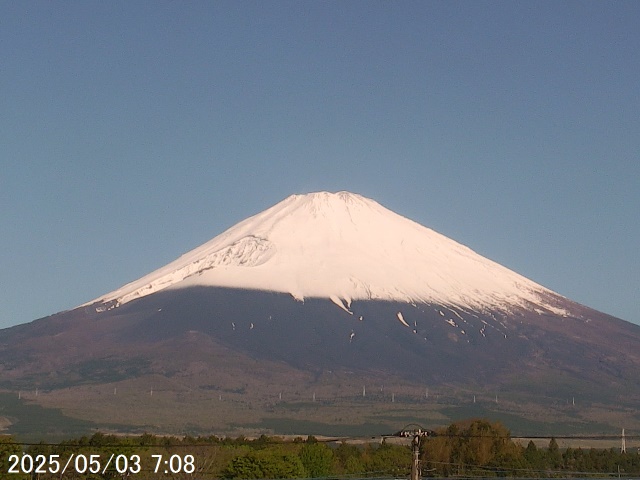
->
(2, 191, 640, 438)
(84, 191, 569, 317)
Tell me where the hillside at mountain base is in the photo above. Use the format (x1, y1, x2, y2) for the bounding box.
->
(1, 192, 639, 439)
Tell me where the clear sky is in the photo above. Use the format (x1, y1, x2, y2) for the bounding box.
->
(1, 1, 638, 329)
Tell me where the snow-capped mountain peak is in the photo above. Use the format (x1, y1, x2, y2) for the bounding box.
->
(84, 191, 568, 315)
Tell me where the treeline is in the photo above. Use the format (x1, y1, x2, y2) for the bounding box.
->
(1, 433, 410, 479)
(422, 419, 640, 477)
(1, 420, 639, 479)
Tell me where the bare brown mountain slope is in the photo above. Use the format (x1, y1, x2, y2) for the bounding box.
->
(2, 286, 640, 437)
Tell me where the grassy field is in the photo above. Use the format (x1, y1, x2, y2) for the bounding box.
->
(4, 371, 640, 443)
(0, 392, 98, 442)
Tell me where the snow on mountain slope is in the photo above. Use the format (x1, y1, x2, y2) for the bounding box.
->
(84, 191, 569, 315)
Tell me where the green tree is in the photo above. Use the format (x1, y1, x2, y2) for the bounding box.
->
(422, 419, 518, 476)
(334, 441, 365, 475)
(523, 440, 545, 472)
(223, 449, 306, 479)
(547, 437, 562, 469)
(0, 436, 25, 479)
(366, 443, 411, 477)
(299, 442, 334, 478)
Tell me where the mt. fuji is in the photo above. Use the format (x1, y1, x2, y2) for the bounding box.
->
(2, 191, 640, 438)
(86, 191, 568, 317)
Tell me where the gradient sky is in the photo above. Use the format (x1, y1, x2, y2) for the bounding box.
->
(2, 1, 639, 329)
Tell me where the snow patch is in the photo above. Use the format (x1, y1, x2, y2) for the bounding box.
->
(330, 295, 353, 314)
(396, 312, 410, 327)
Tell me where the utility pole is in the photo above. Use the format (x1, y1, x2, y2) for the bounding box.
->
(411, 433, 421, 480)
(389, 424, 434, 480)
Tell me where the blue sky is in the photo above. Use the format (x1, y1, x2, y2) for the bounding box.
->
(1, 1, 638, 329)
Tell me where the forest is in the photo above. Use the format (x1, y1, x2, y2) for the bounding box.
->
(1, 419, 638, 479)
